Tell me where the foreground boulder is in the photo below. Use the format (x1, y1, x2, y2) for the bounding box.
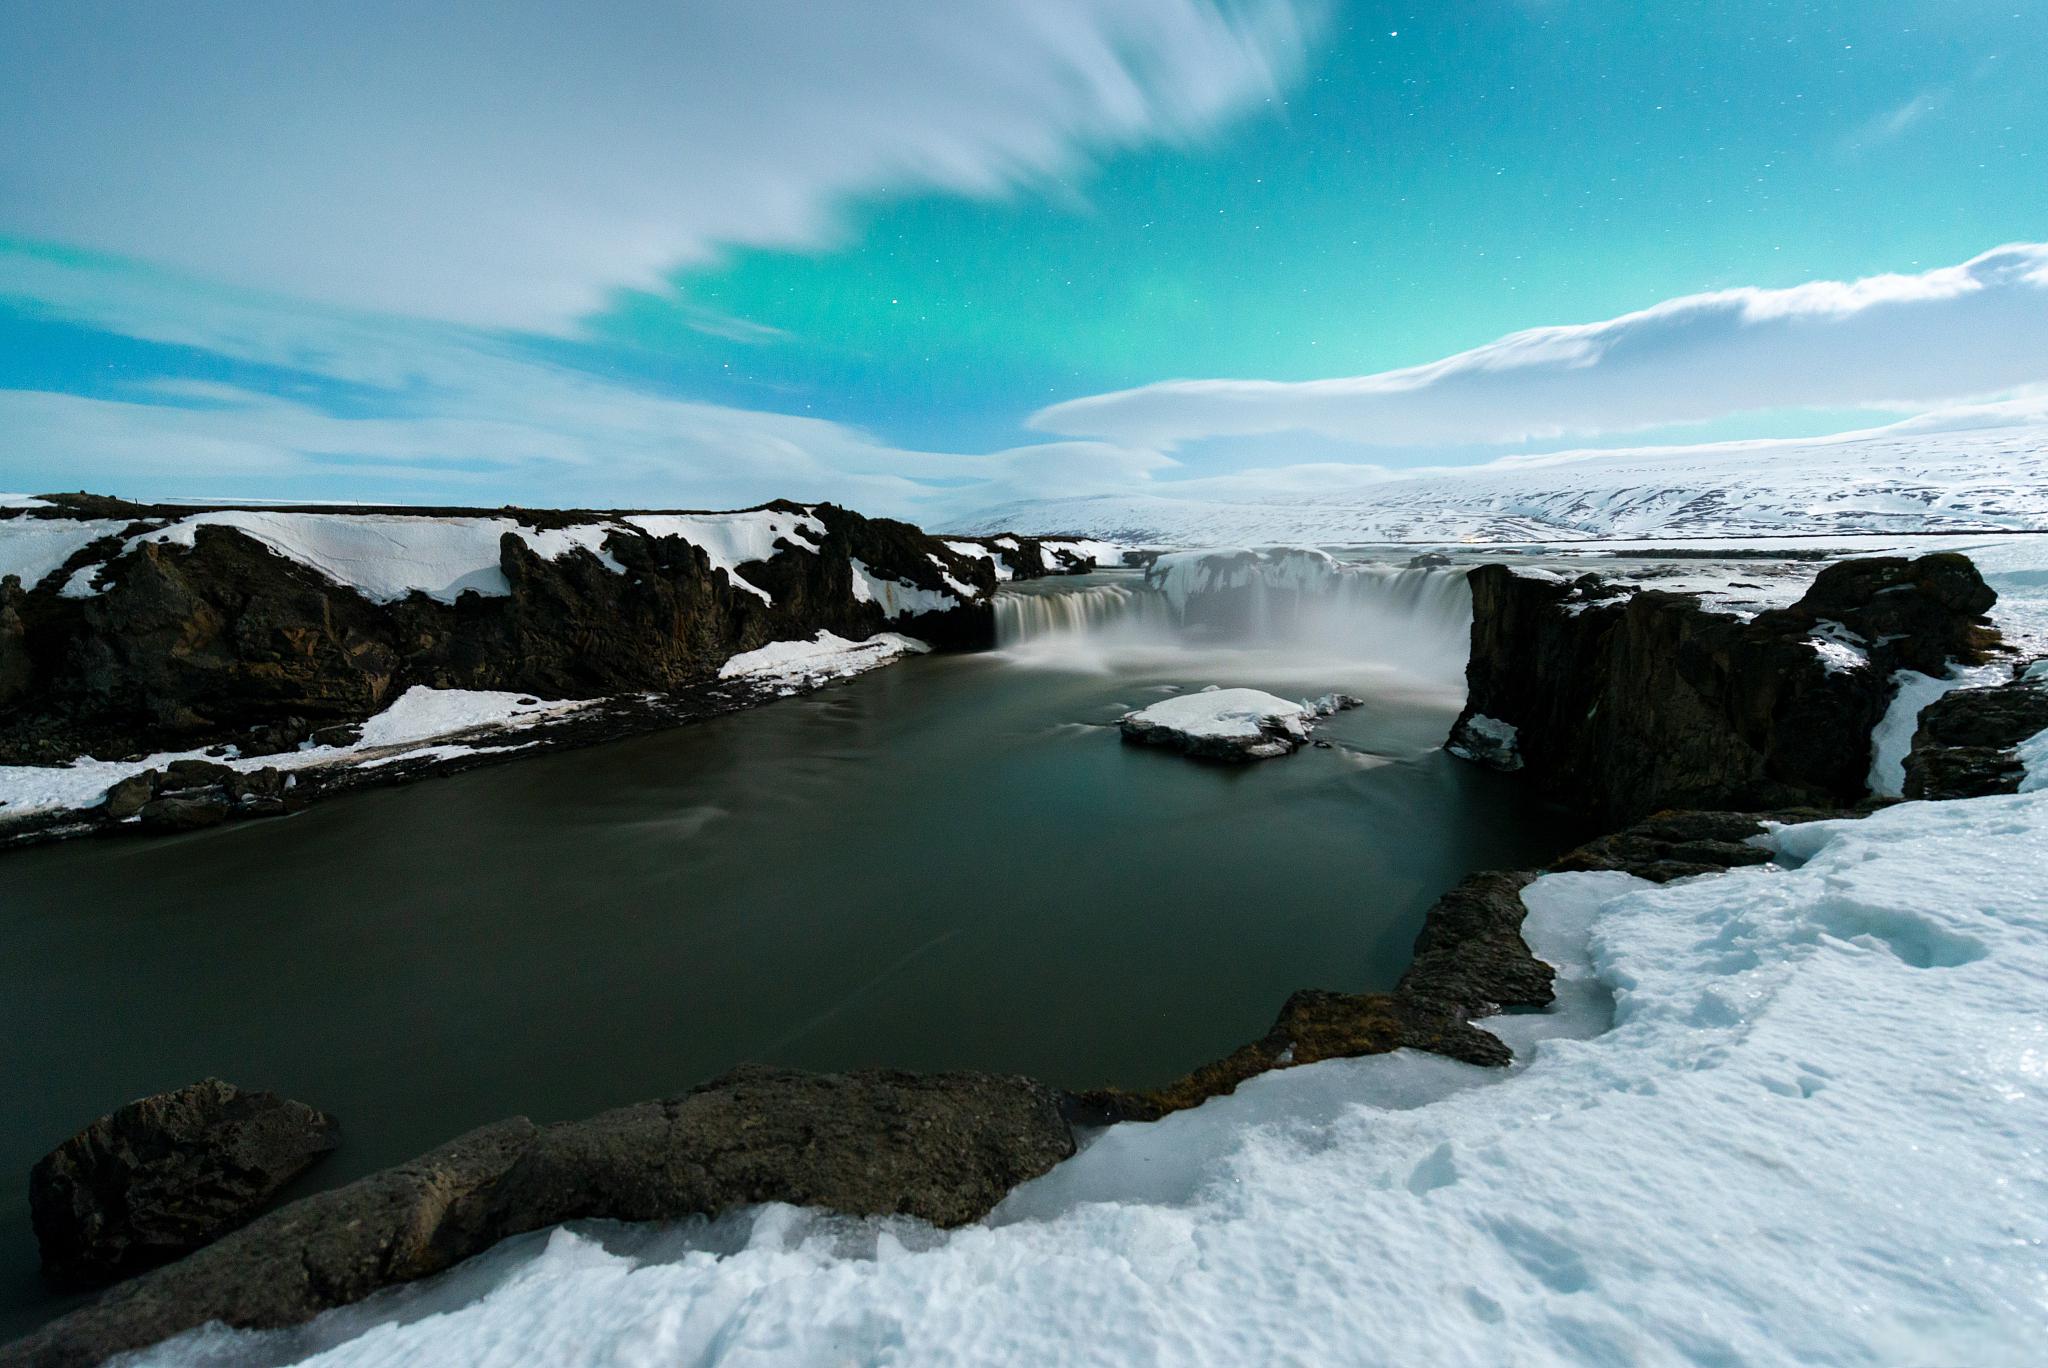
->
(1120, 687, 1359, 761)
(1448, 553, 2000, 824)
(29, 1079, 339, 1287)
(5, 1067, 1074, 1368)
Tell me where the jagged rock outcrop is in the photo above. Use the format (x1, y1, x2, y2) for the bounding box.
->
(1448, 553, 2000, 825)
(1903, 663, 2048, 799)
(4, 1067, 1073, 1368)
(1071, 870, 1549, 1123)
(0, 499, 1004, 765)
(29, 1080, 339, 1287)
(1549, 807, 1846, 883)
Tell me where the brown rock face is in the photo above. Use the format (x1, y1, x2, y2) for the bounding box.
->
(6, 1068, 1073, 1368)
(29, 1079, 339, 1287)
(1448, 553, 2001, 826)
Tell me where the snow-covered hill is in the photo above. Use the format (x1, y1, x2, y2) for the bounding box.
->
(959, 423, 2048, 546)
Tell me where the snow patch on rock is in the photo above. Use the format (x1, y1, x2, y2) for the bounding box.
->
(849, 558, 961, 619)
(717, 631, 929, 691)
(1867, 663, 2012, 798)
(624, 510, 825, 603)
(0, 517, 129, 590)
(1120, 686, 1357, 760)
(0, 688, 590, 820)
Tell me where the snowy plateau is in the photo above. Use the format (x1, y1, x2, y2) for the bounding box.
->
(959, 421, 2048, 546)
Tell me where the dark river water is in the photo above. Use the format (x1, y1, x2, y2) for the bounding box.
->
(0, 572, 1574, 1337)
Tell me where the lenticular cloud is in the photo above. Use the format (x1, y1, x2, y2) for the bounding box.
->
(1034, 243, 2048, 447)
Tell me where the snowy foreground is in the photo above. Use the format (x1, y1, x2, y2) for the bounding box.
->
(149, 784, 2048, 1367)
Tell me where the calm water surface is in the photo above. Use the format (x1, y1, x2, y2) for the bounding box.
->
(0, 578, 1573, 1334)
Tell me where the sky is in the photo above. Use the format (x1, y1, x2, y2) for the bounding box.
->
(1, 0, 2044, 524)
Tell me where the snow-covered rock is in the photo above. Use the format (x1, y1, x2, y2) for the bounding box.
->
(1446, 713, 1522, 771)
(0, 517, 128, 591)
(1119, 686, 1357, 761)
(0, 688, 591, 822)
(717, 631, 929, 691)
(849, 558, 962, 619)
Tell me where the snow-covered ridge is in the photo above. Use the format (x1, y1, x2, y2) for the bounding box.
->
(962, 423, 2048, 546)
(12, 506, 834, 606)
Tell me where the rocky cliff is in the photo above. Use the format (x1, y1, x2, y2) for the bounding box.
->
(1448, 553, 2001, 825)
(0, 497, 1088, 766)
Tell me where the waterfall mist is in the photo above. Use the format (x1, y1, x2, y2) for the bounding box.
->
(993, 550, 1473, 692)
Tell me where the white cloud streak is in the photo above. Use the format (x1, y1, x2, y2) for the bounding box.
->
(1032, 244, 2048, 450)
(0, 0, 1317, 330)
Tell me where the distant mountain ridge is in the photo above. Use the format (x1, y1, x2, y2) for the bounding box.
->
(957, 423, 2048, 546)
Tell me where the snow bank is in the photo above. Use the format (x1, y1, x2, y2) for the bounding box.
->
(1044, 538, 1128, 569)
(50, 507, 827, 606)
(848, 558, 961, 619)
(0, 494, 51, 508)
(125, 512, 528, 603)
(0, 517, 129, 590)
(1867, 663, 2012, 797)
(0, 688, 591, 821)
(942, 540, 1013, 582)
(2020, 733, 2048, 792)
(625, 510, 824, 604)
(148, 788, 2048, 1367)
(716, 631, 929, 690)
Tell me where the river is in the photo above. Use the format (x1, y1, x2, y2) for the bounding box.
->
(0, 565, 1576, 1337)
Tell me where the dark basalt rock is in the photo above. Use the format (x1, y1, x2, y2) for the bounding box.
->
(1903, 667, 2048, 799)
(0, 500, 1001, 771)
(100, 771, 157, 821)
(135, 792, 231, 831)
(1397, 870, 1553, 1011)
(476, 1066, 1074, 1237)
(6, 1068, 1073, 1368)
(1072, 870, 1553, 1125)
(1448, 553, 2002, 825)
(29, 1079, 340, 1288)
(1550, 808, 1848, 883)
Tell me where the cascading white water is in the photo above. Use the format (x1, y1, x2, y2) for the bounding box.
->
(993, 550, 1473, 687)
(995, 583, 1172, 644)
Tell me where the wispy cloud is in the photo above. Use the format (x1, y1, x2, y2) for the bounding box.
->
(1843, 88, 1949, 154)
(0, 0, 1320, 331)
(0, 247, 1171, 519)
(1031, 244, 2048, 450)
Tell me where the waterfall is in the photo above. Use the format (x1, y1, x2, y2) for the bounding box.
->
(992, 551, 1473, 686)
(995, 583, 1172, 646)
